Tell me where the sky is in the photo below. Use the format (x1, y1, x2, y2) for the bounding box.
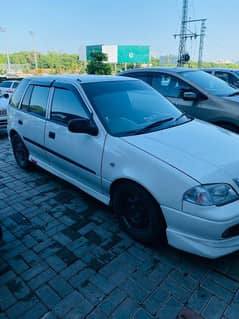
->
(0, 0, 238, 62)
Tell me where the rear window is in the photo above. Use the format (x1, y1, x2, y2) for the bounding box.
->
(0, 81, 12, 88)
(9, 79, 30, 108)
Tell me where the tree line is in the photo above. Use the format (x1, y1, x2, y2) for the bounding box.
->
(0, 51, 238, 75)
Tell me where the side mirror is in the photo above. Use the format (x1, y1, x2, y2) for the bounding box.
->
(182, 91, 198, 101)
(3, 93, 9, 99)
(68, 118, 98, 136)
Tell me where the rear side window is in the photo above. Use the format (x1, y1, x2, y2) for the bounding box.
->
(20, 86, 33, 111)
(9, 79, 30, 108)
(28, 86, 50, 117)
(19, 85, 50, 117)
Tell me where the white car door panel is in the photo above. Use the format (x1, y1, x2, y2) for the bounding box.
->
(44, 83, 104, 193)
(18, 84, 50, 163)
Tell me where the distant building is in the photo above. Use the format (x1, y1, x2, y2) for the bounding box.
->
(159, 55, 178, 65)
(85, 45, 150, 64)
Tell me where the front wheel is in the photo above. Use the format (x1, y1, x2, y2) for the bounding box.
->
(11, 134, 30, 169)
(112, 182, 166, 244)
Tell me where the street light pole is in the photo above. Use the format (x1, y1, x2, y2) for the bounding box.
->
(29, 31, 38, 70)
(0, 27, 11, 74)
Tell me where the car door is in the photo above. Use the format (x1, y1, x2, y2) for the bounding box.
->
(17, 84, 50, 163)
(44, 82, 105, 193)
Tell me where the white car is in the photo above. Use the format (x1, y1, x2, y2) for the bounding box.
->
(0, 80, 20, 97)
(0, 93, 10, 132)
(7, 75, 239, 258)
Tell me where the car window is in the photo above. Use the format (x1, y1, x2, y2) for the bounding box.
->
(215, 71, 230, 83)
(151, 74, 192, 98)
(0, 81, 12, 88)
(126, 73, 151, 85)
(9, 79, 30, 108)
(20, 85, 33, 111)
(82, 80, 182, 136)
(180, 70, 236, 97)
(12, 82, 19, 89)
(50, 88, 88, 124)
(28, 86, 50, 117)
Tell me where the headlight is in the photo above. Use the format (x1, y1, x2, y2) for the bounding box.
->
(183, 184, 239, 206)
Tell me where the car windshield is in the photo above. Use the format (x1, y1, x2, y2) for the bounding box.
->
(82, 80, 187, 136)
(180, 70, 236, 97)
(234, 71, 239, 77)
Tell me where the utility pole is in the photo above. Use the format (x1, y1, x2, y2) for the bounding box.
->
(198, 19, 206, 68)
(0, 27, 11, 74)
(177, 0, 188, 66)
(174, 0, 206, 67)
(29, 31, 38, 70)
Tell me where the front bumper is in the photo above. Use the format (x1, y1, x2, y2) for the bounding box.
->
(161, 201, 239, 258)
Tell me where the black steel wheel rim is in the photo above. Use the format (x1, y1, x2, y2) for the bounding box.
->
(121, 192, 149, 229)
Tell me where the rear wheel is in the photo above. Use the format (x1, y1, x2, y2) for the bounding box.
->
(11, 134, 30, 169)
(112, 181, 166, 244)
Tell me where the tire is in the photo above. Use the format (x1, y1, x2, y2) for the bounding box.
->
(112, 181, 166, 244)
(11, 134, 30, 169)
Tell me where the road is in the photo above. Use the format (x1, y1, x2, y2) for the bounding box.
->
(0, 134, 239, 319)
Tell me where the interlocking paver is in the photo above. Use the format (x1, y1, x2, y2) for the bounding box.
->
(1, 135, 239, 319)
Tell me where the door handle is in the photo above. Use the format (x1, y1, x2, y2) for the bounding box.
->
(49, 131, 55, 139)
(18, 120, 23, 125)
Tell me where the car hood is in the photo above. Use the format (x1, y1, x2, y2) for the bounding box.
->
(122, 119, 239, 184)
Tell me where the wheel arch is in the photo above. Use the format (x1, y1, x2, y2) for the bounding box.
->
(9, 129, 19, 140)
(110, 178, 167, 225)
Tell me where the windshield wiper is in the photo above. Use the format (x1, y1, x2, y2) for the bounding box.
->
(134, 117, 174, 134)
(228, 91, 239, 97)
(118, 117, 174, 136)
(174, 112, 193, 122)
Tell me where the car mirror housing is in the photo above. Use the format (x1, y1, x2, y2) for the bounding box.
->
(68, 118, 98, 136)
(3, 93, 9, 99)
(183, 91, 198, 101)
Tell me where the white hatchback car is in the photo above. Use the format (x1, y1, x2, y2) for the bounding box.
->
(0, 80, 20, 97)
(7, 75, 239, 258)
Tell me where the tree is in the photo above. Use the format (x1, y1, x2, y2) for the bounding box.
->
(86, 52, 112, 75)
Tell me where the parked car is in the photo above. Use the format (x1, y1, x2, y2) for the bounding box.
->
(202, 68, 239, 88)
(0, 93, 10, 133)
(119, 67, 239, 132)
(7, 75, 239, 258)
(0, 80, 20, 97)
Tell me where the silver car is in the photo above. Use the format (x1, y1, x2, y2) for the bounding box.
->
(202, 68, 239, 88)
(119, 67, 239, 132)
(0, 94, 10, 133)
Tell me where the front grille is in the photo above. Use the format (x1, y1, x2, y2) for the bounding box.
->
(222, 224, 239, 238)
(0, 119, 7, 128)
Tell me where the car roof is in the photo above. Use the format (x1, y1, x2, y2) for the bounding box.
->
(202, 68, 239, 72)
(119, 67, 199, 75)
(26, 74, 137, 86)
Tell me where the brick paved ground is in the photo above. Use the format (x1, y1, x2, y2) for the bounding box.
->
(0, 134, 239, 319)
